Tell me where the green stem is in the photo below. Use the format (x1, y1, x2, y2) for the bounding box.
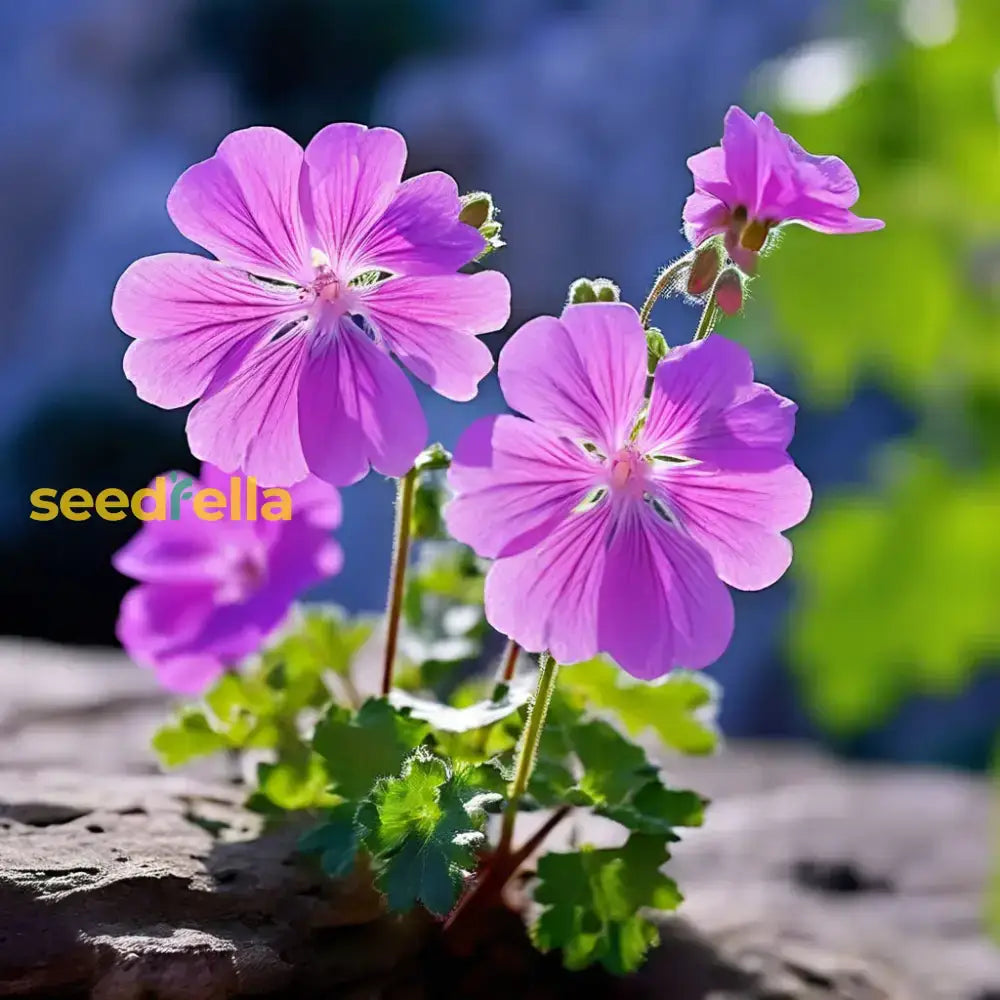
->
(638, 255, 691, 328)
(497, 652, 559, 854)
(693, 293, 719, 342)
(380, 468, 417, 696)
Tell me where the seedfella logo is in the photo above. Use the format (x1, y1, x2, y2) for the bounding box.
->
(30, 474, 293, 522)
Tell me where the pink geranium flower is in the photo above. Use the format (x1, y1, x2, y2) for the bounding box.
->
(445, 304, 811, 679)
(113, 125, 511, 486)
(684, 105, 884, 273)
(114, 464, 341, 693)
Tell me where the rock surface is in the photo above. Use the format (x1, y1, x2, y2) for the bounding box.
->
(1, 639, 998, 998)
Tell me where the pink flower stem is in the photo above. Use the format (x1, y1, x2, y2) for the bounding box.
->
(638, 255, 691, 328)
(497, 651, 559, 857)
(380, 468, 417, 696)
(499, 638, 521, 683)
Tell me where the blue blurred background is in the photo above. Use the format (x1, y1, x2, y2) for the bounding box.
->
(1, 0, 997, 767)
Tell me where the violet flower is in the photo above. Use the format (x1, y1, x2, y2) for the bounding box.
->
(113, 125, 511, 486)
(684, 105, 884, 273)
(114, 465, 341, 693)
(445, 303, 811, 680)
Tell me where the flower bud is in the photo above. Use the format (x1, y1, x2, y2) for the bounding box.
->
(645, 326, 668, 373)
(685, 240, 723, 296)
(460, 191, 504, 260)
(414, 442, 452, 472)
(567, 277, 620, 306)
(714, 269, 745, 317)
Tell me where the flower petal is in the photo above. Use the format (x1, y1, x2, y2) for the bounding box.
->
(638, 335, 754, 456)
(682, 191, 730, 248)
(784, 204, 885, 235)
(597, 503, 734, 678)
(445, 414, 600, 559)
(652, 462, 811, 591)
(302, 123, 406, 272)
(720, 106, 760, 209)
(167, 127, 311, 282)
(686, 145, 733, 202)
(114, 254, 304, 408)
(186, 333, 311, 487)
(783, 137, 861, 208)
(353, 171, 485, 276)
(297, 319, 428, 485)
(117, 583, 215, 665)
(483, 503, 612, 665)
(363, 272, 510, 400)
(112, 481, 224, 585)
(498, 303, 646, 453)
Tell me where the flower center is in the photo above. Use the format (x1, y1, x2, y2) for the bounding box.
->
(215, 544, 268, 606)
(730, 206, 774, 252)
(607, 447, 649, 498)
(308, 248, 358, 316)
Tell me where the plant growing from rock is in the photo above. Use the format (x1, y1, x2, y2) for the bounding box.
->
(112, 109, 881, 973)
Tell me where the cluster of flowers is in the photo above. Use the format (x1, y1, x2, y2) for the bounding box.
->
(113, 107, 881, 692)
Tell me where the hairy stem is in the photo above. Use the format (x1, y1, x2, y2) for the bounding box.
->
(638, 255, 691, 327)
(694, 292, 719, 341)
(444, 805, 572, 934)
(380, 468, 417, 696)
(497, 652, 559, 855)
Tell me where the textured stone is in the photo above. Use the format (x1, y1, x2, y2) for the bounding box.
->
(1, 642, 998, 998)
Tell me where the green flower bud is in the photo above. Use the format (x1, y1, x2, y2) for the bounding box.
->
(645, 326, 668, 373)
(460, 191, 504, 260)
(414, 442, 452, 472)
(567, 277, 620, 306)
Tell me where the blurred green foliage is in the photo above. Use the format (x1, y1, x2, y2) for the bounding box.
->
(747, 0, 1000, 734)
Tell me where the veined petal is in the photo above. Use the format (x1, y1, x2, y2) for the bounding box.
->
(302, 123, 406, 271)
(483, 502, 612, 666)
(352, 171, 486, 276)
(638, 335, 754, 456)
(720, 106, 760, 210)
(297, 318, 427, 486)
(186, 333, 311, 487)
(362, 272, 510, 401)
(114, 254, 305, 408)
(445, 414, 600, 559)
(597, 502, 734, 678)
(167, 127, 311, 282)
(498, 303, 646, 454)
(652, 461, 811, 591)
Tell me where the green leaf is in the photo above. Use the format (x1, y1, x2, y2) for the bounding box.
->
(252, 752, 336, 812)
(266, 605, 375, 681)
(298, 803, 359, 878)
(388, 674, 536, 733)
(152, 709, 228, 767)
(791, 451, 1000, 733)
(559, 658, 720, 756)
(312, 698, 429, 800)
(358, 748, 495, 915)
(532, 834, 682, 974)
(529, 705, 705, 836)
